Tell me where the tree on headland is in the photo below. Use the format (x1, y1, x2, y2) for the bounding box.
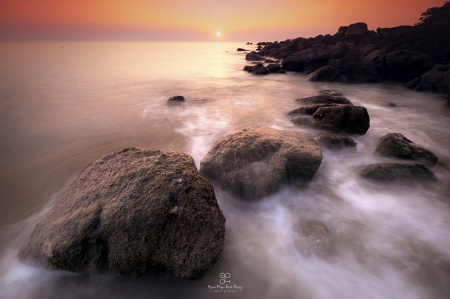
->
(416, 1, 450, 25)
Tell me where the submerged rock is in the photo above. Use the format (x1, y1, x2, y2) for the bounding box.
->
(291, 116, 312, 126)
(374, 133, 438, 165)
(167, 96, 185, 104)
(360, 162, 437, 184)
(296, 104, 370, 135)
(294, 221, 335, 258)
(314, 134, 357, 150)
(318, 89, 343, 97)
(295, 95, 353, 105)
(199, 126, 323, 201)
(19, 148, 226, 280)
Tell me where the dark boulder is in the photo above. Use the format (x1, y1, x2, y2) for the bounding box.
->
(245, 53, 265, 61)
(237, 48, 248, 51)
(291, 116, 312, 126)
(251, 64, 270, 75)
(294, 222, 335, 258)
(266, 64, 282, 73)
(244, 63, 270, 75)
(306, 65, 337, 81)
(19, 148, 226, 280)
(337, 26, 348, 35)
(302, 104, 370, 135)
(385, 50, 435, 81)
(406, 77, 421, 89)
(345, 22, 368, 35)
(414, 83, 434, 92)
(318, 90, 343, 97)
(282, 45, 333, 71)
(288, 104, 340, 116)
(360, 162, 437, 184)
(374, 133, 438, 165)
(328, 42, 378, 82)
(314, 134, 357, 150)
(167, 96, 185, 104)
(376, 26, 413, 37)
(408, 65, 450, 94)
(295, 95, 353, 105)
(199, 127, 323, 201)
(277, 69, 287, 74)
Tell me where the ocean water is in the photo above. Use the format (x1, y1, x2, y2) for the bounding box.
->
(0, 41, 450, 299)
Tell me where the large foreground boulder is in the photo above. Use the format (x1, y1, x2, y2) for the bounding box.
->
(374, 133, 438, 165)
(199, 127, 323, 201)
(360, 162, 437, 184)
(19, 148, 226, 280)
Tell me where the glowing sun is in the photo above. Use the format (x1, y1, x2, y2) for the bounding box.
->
(217, 31, 221, 37)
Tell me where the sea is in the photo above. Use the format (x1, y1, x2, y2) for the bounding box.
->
(0, 41, 450, 299)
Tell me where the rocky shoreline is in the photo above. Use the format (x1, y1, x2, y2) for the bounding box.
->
(241, 4, 450, 102)
(19, 88, 442, 280)
(17, 3, 449, 282)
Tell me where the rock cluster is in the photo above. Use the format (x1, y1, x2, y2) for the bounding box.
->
(245, 7, 450, 97)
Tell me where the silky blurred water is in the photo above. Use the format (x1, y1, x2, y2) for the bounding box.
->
(0, 41, 450, 299)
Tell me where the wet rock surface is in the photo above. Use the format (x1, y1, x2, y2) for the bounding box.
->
(360, 162, 437, 184)
(294, 221, 335, 258)
(199, 126, 323, 201)
(295, 94, 353, 105)
(312, 104, 370, 135)
(314, 134, 357, 150)
(19, 148, 226, 280)
(245, 53, 265, 61)
(291, 116, 312, 126)
(167, 96, 185, 104)
(374, 133, 438, 165)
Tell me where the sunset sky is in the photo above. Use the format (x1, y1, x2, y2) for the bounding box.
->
(0, 0, 446, 41)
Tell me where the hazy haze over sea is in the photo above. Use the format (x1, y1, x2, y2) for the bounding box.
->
(0, 41, 450, 299)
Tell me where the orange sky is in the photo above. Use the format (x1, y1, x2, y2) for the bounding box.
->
(0, 0, 446, 41)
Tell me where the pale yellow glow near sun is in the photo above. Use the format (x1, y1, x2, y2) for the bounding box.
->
(217, 31, 221, 37)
